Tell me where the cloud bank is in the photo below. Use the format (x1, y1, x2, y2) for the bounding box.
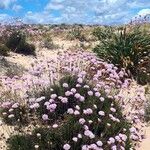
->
(0, 0, 150, 24)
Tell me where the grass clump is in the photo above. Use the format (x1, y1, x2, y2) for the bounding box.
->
(42, 37, 59, 50)
(0, 43, 10, 56)
(66, 27, 86, 41)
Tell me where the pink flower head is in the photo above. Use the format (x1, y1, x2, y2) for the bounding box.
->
(63, 144, 71, 150)
(62, 83, 69, 88)
(42, 114, 49, 121)
(77, 78, 83, 84)
(88, 91, 93, 96)
(51, 94, 57, 99)
(79, 118, 86, 125)
(11, 103, 19, 109)
(98, 111, 105, 116)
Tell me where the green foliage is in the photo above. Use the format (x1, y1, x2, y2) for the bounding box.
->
(67, 27, 85, 41)
(6, 31, 35, 55)
(6, 31, 26, 51)
(7, 135, 33, 150)
(144, 86, 150, 122)
(0, 44, 10, 56)
(145, 103, 150, 122)
(42, 37, 59, 49)
(16, 42, 35, 55)
(93, 26, 150, 84)
(0, 105, 29, 126)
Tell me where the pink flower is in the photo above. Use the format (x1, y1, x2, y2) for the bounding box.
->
(88, 91, 93, 96)
(98, 111, 105, 116)
(100, 97, 105, 102)
(71, 88, 76, 93)
(76, 84, 81, 87)
(47, 103, 57, 112)
(83, 108, 93, 115)
(89, 144, 97, 149)
(74, 93, 81, 99)
(96, 140, 103, 146)
(63, 144, 71, 150)
(72, 137, 78, 142)
(77, 78, 83, 83)
(51, 94, 57, 99)
(79, 96, 85, 102)
(82, 145, 88, 150)
(110, 107, 116, 112)
(79, 118, 86, 125)
(65, 91, 72, 96)
(62, 83, 69, 88)
(52, 124, 58, 128)
(74, 110, 80, 115)
(95, 92, 101, 97)
(42, 114, 49, 121)
(1, 102, 11, 108)
(11, 103, 19, 108)
(111, 145, 117, 150)
(84, 85, 90, 89)
(84, 130, 95, 139)
(61, 97, 68, 103)
(78, 133, 82, 138)
(67, 108, 74, 114)
(108, 137, 115, 144)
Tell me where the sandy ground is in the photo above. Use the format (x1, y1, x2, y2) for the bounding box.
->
(137, 126, 150, 150)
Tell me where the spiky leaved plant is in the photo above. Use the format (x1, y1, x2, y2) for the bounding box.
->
(93, 26, 150, 84)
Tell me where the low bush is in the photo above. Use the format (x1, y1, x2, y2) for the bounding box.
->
(6, 31, 26, 51)
(6, 31, 35, 55)
(66, 27, 86, 41)
(2, 76, 132, 150)
(42, 37, 59, 50)
(16, 42, 35, 55)
(93, 26, 150, 84)
(0, 44, 10, 56)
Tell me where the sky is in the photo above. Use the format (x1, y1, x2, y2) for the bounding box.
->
(0, 0, 150, 25)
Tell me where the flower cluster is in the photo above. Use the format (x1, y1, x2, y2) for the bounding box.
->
(2, 76, 132, 150)
(0, 50, 146, 149)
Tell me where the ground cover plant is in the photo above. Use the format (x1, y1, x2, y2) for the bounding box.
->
(3, 75, 132, 150)
(0, 49, 146, 150)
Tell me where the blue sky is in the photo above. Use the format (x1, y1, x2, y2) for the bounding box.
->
(0, 0, 150, 24)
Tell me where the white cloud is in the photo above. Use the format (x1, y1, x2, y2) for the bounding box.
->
(12, 4, 22, 12)
(45, 0, 64, 11)
(0, 0, 16, 9)
(0, 14, 13, 24)
(3, 0, 150, 25)
(138, 9, 150, 16)
(127, 0, 150, 9)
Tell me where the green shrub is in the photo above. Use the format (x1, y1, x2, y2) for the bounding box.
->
(0, 44, 10, 56)
(7, 135, 33, 150)
(16, 42, 35, 55)
(6, 31, 26, 51)
(93, 26, 150, 84)
(6, 31, 35, 55)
